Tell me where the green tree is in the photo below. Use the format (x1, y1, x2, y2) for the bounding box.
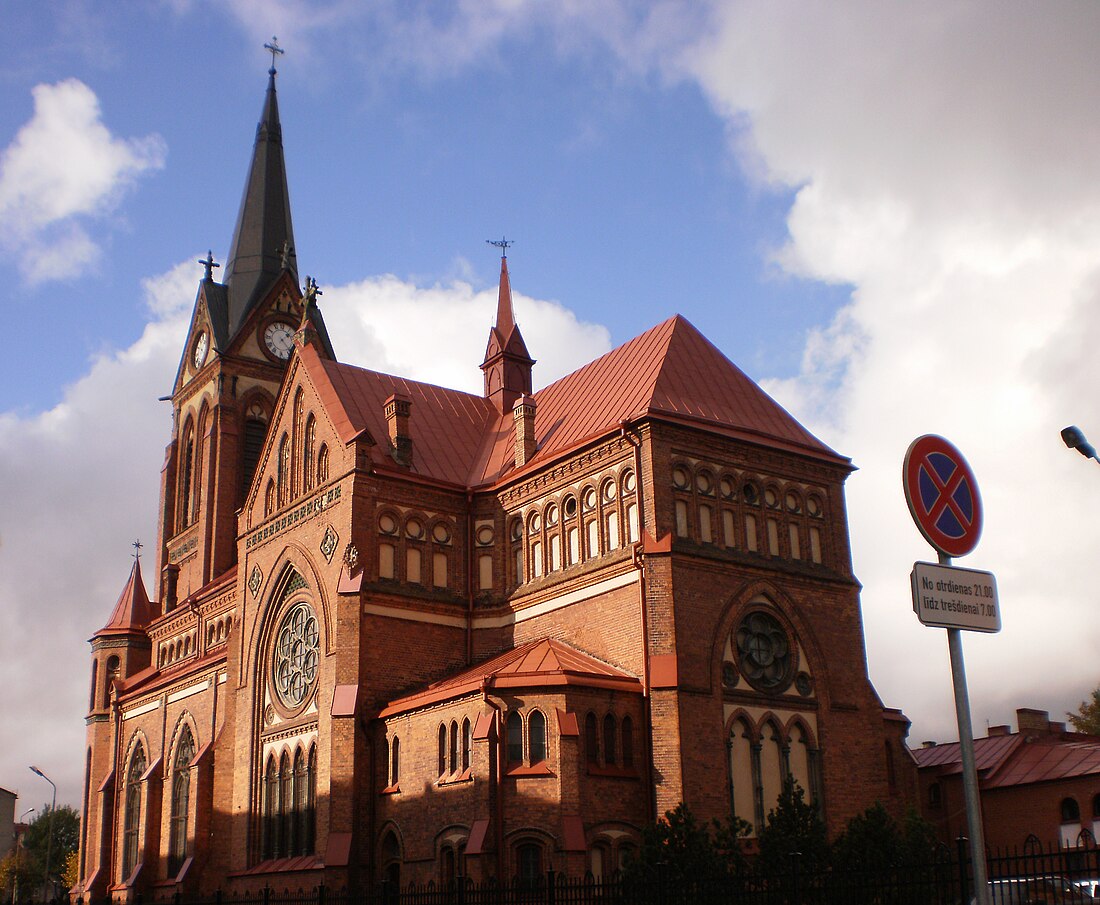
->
(757, 779, 829, 877)
(1068, 686, 1100, 734)
(0, 848, 40, 905)
(19, 805, 81, 899)
(620, 802, 751, 895)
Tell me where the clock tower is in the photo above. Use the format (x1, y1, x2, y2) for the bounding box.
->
(155, 63, 333, 610)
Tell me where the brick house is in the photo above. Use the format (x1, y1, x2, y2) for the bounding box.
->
(74, 66, 914, 901)
(916, 708, 1100, 851)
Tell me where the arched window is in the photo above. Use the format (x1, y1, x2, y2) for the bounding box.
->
(506, 712, 524, 763)
(516, 842, 542, 886)
(277, 433, 290, 507)
(264, 478, 276, 517)
(929, 782, 942, 808)
(104, 655, 120, 709)
(529, 710, 547, 764)
(292, 390, 304, 496)
(382, 831, 401, 888)
(241, 403, 269, 500)
(317, 444, 329, 484)
(603, 714, 617, 766)
(279, 751, 293, 857)
(622, 716, 634, 768)
(122, 743, 146, 878)
(305, 745, 317, 854)
(178, 419, 195, 530)
(450, 720, 459, 774)
(462, 718, 472, 771)
(390, 736, 400, 787)
(88, 660, 98, 712)
(1063, 797, 1082, 822)
(302, 415, 316, 492)
(438, 724, 447, 777)
(262, 755, 278, 860)
(585, 712, 599, 764)
(168, 725, 195, 876)
(294, 748, 308, 856)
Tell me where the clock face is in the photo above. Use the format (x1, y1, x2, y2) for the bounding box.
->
(192, 331, 209, 369)
(264, 321, 295, 360)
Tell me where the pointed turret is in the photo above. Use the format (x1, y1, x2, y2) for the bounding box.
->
(221, 66, 297, 339)
(481, 249, 535, 414)
(96, 557, 156, 638)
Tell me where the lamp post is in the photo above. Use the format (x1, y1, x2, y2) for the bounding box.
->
(13, 809, 35, 905)
(29, 766, 56, 904)
(1061, 425, 1100, 464)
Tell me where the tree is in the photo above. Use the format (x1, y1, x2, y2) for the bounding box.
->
(756, 779, 829, 877)
(1068, 686, 1100, 734)
(620, 802, 751, 894)
(19, 805, 81, 899)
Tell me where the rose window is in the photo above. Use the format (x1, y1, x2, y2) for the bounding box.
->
(274, 603, 319, 708)
(735, 611, 793, 691)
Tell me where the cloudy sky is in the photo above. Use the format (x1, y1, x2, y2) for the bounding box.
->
(5, 1, 1100, 810)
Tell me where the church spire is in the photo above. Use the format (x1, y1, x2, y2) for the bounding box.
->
(222, 49, 297, 339)
(481, 240, 534, 414)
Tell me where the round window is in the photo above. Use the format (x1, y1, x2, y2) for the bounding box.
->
(273, 602, 319, 709)
(735, 611, 793, 692)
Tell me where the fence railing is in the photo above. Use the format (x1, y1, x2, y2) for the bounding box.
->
(70, 839, 1100, 905)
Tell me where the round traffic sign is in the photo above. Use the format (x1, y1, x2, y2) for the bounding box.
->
(903, 435, 983, 558)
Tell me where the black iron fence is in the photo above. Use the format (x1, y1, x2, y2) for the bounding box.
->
(70, 840, 1100, 905)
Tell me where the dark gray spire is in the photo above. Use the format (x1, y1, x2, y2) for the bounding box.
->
(221, 68, 297, 338)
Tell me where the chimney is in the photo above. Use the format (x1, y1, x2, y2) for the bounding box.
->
(513, 395, 537, 466)
(921, 741, 937, 749)
(987, 725, 1010, 737)
(384, 394, 413, 466)
(1016, 708, 1050, 734)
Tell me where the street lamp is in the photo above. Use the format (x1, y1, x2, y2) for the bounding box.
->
(1061, 425, 1100, 464)
(29, 766, 56, 904)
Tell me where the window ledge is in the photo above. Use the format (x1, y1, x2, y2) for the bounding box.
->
(438, 767, 473, 786)
(505, 762, 555, 778)
(382, 783, 400, 795)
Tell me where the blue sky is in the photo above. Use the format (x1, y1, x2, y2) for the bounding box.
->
(6, 1, 1100, 809)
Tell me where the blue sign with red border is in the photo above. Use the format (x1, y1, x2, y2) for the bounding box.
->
(903, 435, 983, 558)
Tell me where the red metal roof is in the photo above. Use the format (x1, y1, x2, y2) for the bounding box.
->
(378, 637, 642, 718)
(95, 559, 155, 637)
(305, 314, 845, 490)
(913, 733, 1100, 787)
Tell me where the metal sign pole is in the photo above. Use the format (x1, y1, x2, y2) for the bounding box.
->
(942, 551, 990, 905)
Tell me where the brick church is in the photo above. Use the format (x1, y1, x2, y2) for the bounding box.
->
(75, 64, 914, 900)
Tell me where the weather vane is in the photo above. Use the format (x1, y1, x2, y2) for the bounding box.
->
(198, 250, 219, 281)
(132, 539, 143, 562)
(264, 36, 284, 74)
(487, 236, 513, 257)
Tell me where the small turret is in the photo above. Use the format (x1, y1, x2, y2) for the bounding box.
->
(481, 241, 535, 414)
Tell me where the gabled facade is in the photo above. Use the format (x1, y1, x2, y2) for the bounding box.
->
(75, 67, 915, 901)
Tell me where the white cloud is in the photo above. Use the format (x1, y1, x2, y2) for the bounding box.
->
(323, 274, 610, 392)
(668, 1, 1100, 743)
(0, 261, 607, 807)
(0, 79, 165, 284)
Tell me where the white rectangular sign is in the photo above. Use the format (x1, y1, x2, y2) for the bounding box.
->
(911, 561, 1001, 633)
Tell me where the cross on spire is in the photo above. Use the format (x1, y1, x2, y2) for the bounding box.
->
(198, 251, 220, 281)
(132, 539, 143, 562)
(487, 236, 513, 258)
(264, 36, 284, 75)
(301, 276, 322, 327)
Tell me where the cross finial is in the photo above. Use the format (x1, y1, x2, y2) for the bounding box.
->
(280, 240, 293, 271)
(198, 250, 219, 281)
(264, 36, 284, 75)
(132, 539, 143, 562)
(487, 236, 513, 258)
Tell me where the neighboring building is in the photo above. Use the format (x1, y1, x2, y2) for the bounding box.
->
(915, 708, 1100, 850)
(0, 786, 15, 858)
(75, 64, 913, 901)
